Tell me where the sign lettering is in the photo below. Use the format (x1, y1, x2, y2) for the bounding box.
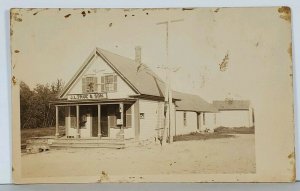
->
(67, 93, 107, 100)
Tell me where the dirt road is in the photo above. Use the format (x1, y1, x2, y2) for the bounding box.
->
(21, 134, 255, 178)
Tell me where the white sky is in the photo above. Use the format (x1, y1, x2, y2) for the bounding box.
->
(12, 8, 292, 104)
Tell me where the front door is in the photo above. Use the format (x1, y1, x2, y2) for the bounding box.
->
(101, 105, 109, 137)
(91, 106, 98, 137)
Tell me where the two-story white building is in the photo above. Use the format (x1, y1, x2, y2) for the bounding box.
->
(51, 47, 217, 145)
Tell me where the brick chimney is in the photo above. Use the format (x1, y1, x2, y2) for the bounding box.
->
(135, 46, 141, 65)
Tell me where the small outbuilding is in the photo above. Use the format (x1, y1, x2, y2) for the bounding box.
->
(213, 100, 254, 128)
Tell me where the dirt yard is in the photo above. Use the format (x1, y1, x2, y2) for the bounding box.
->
(21, 134, 255, 178)
(21, 127, 65, 145)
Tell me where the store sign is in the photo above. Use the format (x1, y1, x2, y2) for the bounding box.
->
(67, 93, 107, 100)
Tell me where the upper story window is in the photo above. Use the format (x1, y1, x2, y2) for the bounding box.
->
(101, 74, 117, 92)
(82, 76, 98, 93)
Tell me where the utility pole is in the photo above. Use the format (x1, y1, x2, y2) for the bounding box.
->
(156, 18, 184, 145)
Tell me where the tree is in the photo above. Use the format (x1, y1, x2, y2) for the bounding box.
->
(20, 79, 64, 129)
(20, 81, 35, 128)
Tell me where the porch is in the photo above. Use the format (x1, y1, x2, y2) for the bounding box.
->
(51, 98, 139, 141)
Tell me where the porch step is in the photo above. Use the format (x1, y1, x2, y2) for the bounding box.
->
(52, 139, 124, 144)
(50, 139, 125, 149)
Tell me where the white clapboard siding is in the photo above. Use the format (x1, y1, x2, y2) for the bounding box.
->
(216, 110, 251, 128)
(139, 100, 163, 141)
(67, 56, 136, 99)
(202, 112, 217, 131)
(175, 111, 198, 135)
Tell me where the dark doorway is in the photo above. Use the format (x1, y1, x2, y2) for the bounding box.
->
(101, 105, 109, 137)
(91, 106, 98, 137)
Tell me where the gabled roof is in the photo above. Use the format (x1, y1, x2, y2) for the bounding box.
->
(59, 48, 166, 98)
(96, 48, 166, 97)
(213, 100, 250, 110)
(59, 47, 216, 112)
(174, 91, 218, 113)
(59, 49, 98, 98)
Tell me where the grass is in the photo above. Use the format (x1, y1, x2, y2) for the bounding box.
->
(173, 132, 235, 142)
(214, 126, 255, 134)
(173, 127, 255, 142)
(21, 127, 65, 145)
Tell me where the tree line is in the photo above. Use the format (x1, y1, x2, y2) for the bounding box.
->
(20, 79, 65, 129)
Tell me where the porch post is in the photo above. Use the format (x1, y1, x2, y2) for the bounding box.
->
(98, 104, 101, 138)
(76, 105, 80, 138)
(119, 103, 124, 140)
(66, 106, 71, 137)
(55, 105, 59, 138)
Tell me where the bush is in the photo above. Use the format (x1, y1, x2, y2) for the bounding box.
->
(214, 126, 255, 134)
(173, 132, 235, 142)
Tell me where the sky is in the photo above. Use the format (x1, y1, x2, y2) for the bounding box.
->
(11, 8, 292, 103)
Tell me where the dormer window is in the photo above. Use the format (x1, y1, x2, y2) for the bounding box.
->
(82, 76, 98, 93)
(101, 74, 117, 92)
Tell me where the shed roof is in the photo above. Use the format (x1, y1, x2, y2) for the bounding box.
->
(59, 47, 216, 112)
(213, 100, 250, 110)
(174, 91, 218, 113)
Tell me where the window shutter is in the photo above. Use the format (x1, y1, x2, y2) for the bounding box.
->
(114, 75, 117, 91)
(82, 77, 86, 93)
(125, 105, 132, 128)
(109, 115, 116, 128)
(93, 77, 98, 92)
(101, 76, 105, 92)
(108, 106, 116, 128)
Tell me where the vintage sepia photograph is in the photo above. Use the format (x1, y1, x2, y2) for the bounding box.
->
(11, 8, 294, 183)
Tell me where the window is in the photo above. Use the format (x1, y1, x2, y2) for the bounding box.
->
(101, 74, 117, 92)
(139, 113, 145, 119)
(124, 104, 132, 128)
(79, 106, 91, 129)
(107, 105, 132, 129)
(183, 112, 187, 126)
(82, 76, 97, 93)
(80, 114, 87, 128)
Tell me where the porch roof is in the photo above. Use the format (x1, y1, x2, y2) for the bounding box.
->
(50, 98, 136, 106)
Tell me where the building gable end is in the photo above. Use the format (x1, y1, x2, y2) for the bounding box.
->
(59, 49, 140, 99)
